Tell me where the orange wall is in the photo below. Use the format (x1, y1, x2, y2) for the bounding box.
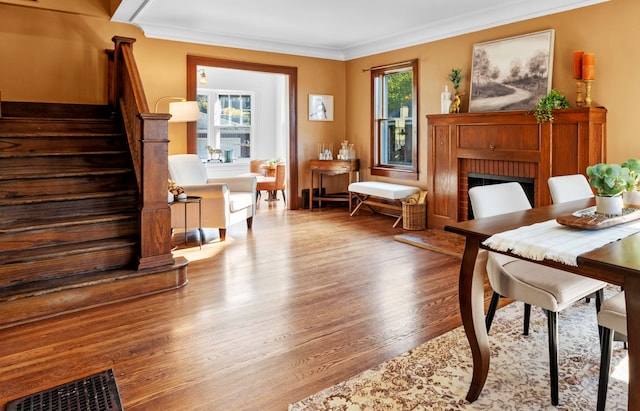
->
(346, 0, 638, 189)
(0, 2, 346, 196)
(1, 0, 637, 197)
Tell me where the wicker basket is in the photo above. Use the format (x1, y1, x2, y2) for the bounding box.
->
(402, 201, 427, 230)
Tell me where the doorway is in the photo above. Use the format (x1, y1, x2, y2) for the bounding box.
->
(187, 56, 298, 209)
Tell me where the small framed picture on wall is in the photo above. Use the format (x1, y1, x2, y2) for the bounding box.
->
(308, 94, 334, 121)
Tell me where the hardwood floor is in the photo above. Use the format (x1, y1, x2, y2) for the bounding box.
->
(0, 200, 488, 410)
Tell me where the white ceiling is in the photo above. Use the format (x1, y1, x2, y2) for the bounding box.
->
(112, 0, 608, 61)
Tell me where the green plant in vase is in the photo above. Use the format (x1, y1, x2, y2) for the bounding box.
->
(586, 163, 625, 215)
(447, 68, 463, 94)
(621, 158, 640, 207)
(534, 89, 570, 123)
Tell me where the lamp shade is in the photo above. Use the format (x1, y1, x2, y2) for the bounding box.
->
(168, 101, 201, 122)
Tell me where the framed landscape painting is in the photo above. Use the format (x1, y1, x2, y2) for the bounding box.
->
(469, 29, 555, 113)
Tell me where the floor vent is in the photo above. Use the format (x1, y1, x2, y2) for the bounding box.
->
(5, 369, 123, 411)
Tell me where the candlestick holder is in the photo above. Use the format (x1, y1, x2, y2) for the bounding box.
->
(583, 80, 594, 106)
(575, 80, 584, 107)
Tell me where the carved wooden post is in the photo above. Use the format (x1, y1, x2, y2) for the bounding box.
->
(137, 113, 176, 269)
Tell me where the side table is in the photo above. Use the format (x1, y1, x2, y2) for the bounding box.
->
(170, 196, 203, 248)
(309, 159, 360, 210)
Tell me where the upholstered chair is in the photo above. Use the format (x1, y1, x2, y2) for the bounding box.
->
(256, 163, 286, 204)
(469, 182, 607, 406)
(596, 291, 627, 411)
(168, 154, 256, 241)
(548, 174, 594, 204)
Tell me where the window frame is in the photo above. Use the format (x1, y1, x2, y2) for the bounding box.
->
(196, 89, 255, 161)
(370, 59, 419, 180)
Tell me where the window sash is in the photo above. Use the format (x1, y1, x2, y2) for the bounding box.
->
(371, 60, 418, 179)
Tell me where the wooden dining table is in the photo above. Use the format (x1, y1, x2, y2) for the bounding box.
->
(445, 197, 640, 409)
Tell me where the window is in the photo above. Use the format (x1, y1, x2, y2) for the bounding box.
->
(371, 60, 418, 179)
(196, 90, 255, 161)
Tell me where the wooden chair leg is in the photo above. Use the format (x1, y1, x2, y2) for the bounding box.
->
(547, 310, 559, 406)
(597, 326, 614, 411)
(485, 291, 500, 332)
(282, 189, 286, 204)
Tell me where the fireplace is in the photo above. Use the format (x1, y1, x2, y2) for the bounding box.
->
(458, 158, 538, 222)
(426, 108, 606, 229)
(467, 173, 534, 219)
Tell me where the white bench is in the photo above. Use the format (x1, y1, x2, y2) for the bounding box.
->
(348, 181, 421, 227)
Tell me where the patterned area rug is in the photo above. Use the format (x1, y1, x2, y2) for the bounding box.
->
(289, 290, 628, 410)
(394, 229, 465, 257)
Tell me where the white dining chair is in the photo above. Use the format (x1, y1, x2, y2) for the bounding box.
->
(597, 291, 627, 411)
(548, 174, 597, 303)
(548, 174, 594, 204)
(468, 182, 607, 406)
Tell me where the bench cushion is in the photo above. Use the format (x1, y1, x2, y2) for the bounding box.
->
(348, 182, 420, 200)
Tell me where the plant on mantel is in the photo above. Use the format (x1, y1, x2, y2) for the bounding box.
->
(533, 89, 570, 123)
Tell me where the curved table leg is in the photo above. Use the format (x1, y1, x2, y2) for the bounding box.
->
(458, 238, 491, 402)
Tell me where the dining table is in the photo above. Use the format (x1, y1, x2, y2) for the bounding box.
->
(445, 197, 640, 410)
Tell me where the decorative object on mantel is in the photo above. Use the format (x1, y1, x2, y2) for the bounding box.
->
(621, 158, 640, 207)
(445, 68, 463, 113)
(573, 51, 596, 106)
(469, 29, 554, 112)
(586, 163, 625, 216)
(533, 89, 570, 123)
(440, 85, 452, 114)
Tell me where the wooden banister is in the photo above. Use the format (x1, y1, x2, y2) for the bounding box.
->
(109, 36, 176, 270)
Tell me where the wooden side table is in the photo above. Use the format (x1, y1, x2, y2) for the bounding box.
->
(309, 159, 359, 210)
(170, 196, 202, 248)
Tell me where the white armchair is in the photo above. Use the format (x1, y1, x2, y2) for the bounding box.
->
(168, 154, 256, 241)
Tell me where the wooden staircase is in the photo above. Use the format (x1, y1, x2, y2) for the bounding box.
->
(0, 101, 187, 329)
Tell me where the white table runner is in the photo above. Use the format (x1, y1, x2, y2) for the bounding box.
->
(482, 218, 640, 266)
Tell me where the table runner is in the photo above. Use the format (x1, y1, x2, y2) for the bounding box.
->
(483, 218, 640, 266)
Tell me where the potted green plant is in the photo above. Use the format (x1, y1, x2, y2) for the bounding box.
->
(533, 89, 570, 123)
(621, 158, 640, 207)
(586, 163, 625, 215)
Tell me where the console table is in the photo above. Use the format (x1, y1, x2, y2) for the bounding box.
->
(309, 159, 359, 210)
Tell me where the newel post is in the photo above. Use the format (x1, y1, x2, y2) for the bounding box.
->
(136, 113, 176, 269)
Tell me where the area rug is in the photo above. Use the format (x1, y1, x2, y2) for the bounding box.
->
(394, 229, 465, 257)
(289, 290, 628, 410)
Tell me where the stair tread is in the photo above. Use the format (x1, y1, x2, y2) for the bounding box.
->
(0, 168, 134, 181)
(0, 190, 136, 205)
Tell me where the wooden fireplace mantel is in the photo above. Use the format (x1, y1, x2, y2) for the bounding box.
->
(426, 107, 607, 229)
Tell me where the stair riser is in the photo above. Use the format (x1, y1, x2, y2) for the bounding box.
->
(0, 259, 188, 330)
(1, 196, 138, 224)
(0, 219, 138, 252)
(0, 245, 136, 288)
(0, 174, 137, 200)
